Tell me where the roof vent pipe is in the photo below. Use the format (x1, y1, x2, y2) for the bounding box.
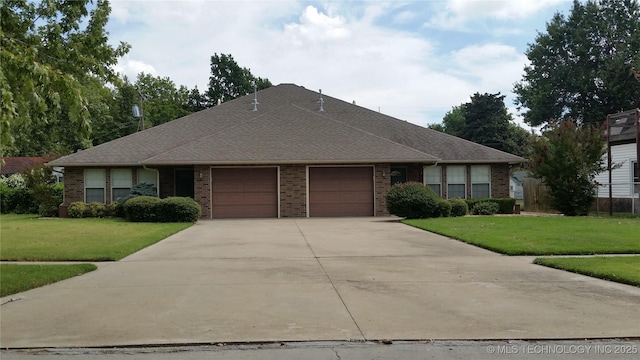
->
(251, 81, 259, 111)
(318, 89, 324, 112)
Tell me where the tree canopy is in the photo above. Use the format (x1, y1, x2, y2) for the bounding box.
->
(431, 94, 531, 157)
(207, 53, 272, 105)
(528, 120, 608, 215)
(514, 0, 640, 127)
(1, 0, 130, 155)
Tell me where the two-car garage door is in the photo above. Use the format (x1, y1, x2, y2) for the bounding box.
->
(210, 166, 374, 218)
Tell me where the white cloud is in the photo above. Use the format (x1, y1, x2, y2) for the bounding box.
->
(113, 57, 157, 81)
(104, 1, 569, 128)
(427, 0, 566, 30)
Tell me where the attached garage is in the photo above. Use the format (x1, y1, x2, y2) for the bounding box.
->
(211, 167, 278, 218)
(308, 167, 374, 217)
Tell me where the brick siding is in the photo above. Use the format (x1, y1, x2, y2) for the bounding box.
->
(62, 167, 84, 205)
(194, 165, 211, 218)
(490, 163, 510, 198)
(280, 165, 306, 217)
(375, 164, 391, 216)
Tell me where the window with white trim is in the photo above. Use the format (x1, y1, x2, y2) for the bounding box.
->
(84, 169, 106, 203)
(136, 168, 158, 196)
(111, 169, 132, 202)
(471, 165, 491, 199)
(446, 165, 466, 199)
(424, 166, 442, 196)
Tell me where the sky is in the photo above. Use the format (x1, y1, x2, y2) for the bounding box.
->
(106, 0, 576, 130)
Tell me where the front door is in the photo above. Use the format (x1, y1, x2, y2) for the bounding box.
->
(175, 169, 194, 198)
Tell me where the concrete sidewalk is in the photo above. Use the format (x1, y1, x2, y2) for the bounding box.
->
(1, 218, 639, 348)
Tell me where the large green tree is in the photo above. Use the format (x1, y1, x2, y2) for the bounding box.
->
(1, 0, 130, 155)
(514, 0, 640, 127)
(207, 53, 272, 105)
(135, 73, 190, 127)
(460, 93, 530, 156)
(429, 105, 466, 136)
(529, 120, 608, 216)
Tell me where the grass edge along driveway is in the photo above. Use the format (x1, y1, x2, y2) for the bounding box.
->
(1, 263, 97, 297)
(1, 214, 193, 297)
(404, 216, 640, 287)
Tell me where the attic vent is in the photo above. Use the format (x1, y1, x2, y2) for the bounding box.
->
(318, 89, 324, 112)
(251, 81, 259, 111)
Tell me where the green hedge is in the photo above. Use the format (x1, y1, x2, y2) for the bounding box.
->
(124, 196, 201, 223)
(449, 199, 468, 217)
(155, 197, 202, 223)
(470, 201, 500, 215)
(465, 198, 516, 214)
(124, 196, 162, 222)
(386, 182, 440, 219)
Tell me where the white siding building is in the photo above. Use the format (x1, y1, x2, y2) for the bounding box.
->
(594, 143, 638, 198)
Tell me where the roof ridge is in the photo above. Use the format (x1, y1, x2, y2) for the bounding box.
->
(142, 104, 289, 164)
(288, 104, 440, 161)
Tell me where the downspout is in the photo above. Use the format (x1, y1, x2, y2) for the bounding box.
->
(142, 164, 160, 197)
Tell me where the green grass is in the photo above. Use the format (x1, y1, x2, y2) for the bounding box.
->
(1, 263, 98, 297)
(1, 214, 192, 261)
(403, 216, 640, 255)
(534, 256, 640, 287)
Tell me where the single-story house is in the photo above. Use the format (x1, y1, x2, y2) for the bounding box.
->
(594, 109, 639, 213)
(48, 84, 524, 218)
(1, 156, 63, 183)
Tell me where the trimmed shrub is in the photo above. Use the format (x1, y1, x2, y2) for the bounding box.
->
(471, 201, 500, 215)
(87, 202, 106, 218)
(105, 202, 120, 217)
(68, 202, 88, 218)
(155, 197, 201, 223)
(123, 196, 161, 222)
(449, 198, 468, 217)
(465, 198, 516, 214)
(436, 199, 452, 217)
(386, 182, 439, 219)
(116, 182, 159, 218)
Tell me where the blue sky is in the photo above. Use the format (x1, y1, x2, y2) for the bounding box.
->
(106, 0, 576, 129)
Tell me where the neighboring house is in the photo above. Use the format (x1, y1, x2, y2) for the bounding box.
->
(509, 171, 526, 200)
(1, 157, 63, 183)
(593, 110, 639, 212)
(48, 84, 524, 219)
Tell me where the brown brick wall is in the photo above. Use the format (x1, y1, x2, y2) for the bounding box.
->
(280, 165, 306, 217)
(63, 167, 84, 205)
(491, 163, 510, 198)
(375, 164, 391, 216)
(194, 165, 211, 219)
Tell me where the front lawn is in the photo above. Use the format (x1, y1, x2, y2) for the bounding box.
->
(1, 214, 192, 261)
(1, 263, 97, 297)
(534, 256, 640, 287)
(403, 216, 640, 255)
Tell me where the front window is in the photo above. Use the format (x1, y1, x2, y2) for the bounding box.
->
(111, 169, 132, 202)
(471, 165, 491, 199)
(446, 165, 466, 199)
(424, 166, 442, 196)
(84, 169, 105, 203)
(137, 168, 158, 196)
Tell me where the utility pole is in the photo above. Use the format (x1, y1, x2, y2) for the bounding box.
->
(132, 88, 145, 131)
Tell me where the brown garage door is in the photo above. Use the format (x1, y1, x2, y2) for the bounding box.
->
(309, 167, 374, 217)
(211, 167, 278, 218)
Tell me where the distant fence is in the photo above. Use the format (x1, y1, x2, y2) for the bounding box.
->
(522, 178, 554, 213)
(523, 178, 640, 215)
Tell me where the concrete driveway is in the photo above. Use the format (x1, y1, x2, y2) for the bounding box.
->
(1, 218, 639, 348)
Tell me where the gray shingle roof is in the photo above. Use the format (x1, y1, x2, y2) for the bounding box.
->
(49, 83, 524, 167)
